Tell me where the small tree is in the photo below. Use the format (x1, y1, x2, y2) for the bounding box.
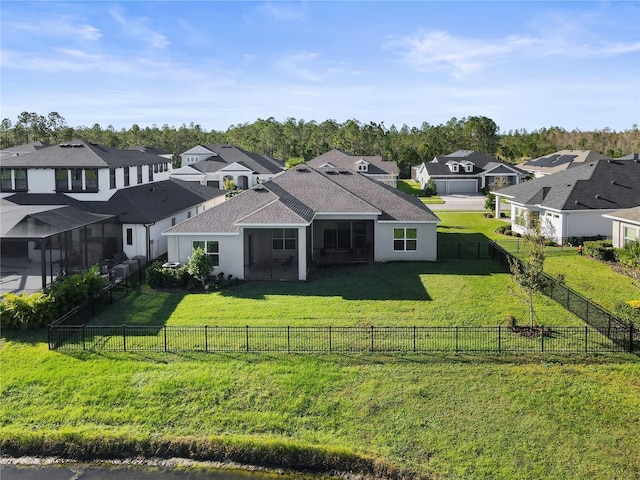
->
(187, 247, 214, 286)
(223, 178, 236, 191)
(423, 178, 437, 196)
(509, 227, 546, 327)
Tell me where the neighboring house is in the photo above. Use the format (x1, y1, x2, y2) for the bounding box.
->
(126, 145, 174, 162)
(0, 139, 173, 202)
(492, 158, 640, 244)
(518, 150, 609, 178)
(177, 144, 284, 190)
(413, 150, 528, 194)
(163, 165, 440, 281)
(1, 140, 224, 290)
(603, 206, 640, 248)
(306, 149, 399, 187)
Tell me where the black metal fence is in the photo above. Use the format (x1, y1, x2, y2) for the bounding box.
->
(490, 241, 638, 351)
(48, 324, 634, 354)
(51, 262, 147, 327)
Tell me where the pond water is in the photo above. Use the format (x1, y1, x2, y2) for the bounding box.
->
(0, 462, 334, 480)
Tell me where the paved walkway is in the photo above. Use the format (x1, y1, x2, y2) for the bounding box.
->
(429, 194, 486, 211)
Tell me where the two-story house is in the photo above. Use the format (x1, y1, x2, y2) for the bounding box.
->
(306, 149, 399, 187)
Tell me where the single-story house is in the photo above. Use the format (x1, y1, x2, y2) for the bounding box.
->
(413, 150, 528, 194)
(306, 149, 399, 187)
(493, 158, 640, 244)
(518, 150, 609, 178)
(603, 206, 640, 248)
(163, 165, 440, 281)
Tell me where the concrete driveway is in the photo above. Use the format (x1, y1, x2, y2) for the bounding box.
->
(430, 194, 487, 211)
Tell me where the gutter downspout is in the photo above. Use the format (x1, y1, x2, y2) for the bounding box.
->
(144, 223, 155, 263)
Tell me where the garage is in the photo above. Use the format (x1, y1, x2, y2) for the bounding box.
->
(436, 179, 478, 194)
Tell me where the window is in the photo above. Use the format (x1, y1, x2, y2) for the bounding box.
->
(0, 169, 11, 191)
(0, 168, 27, 192)
(623, 226, 639, 246)
(55, 169, 68, 191)
(137, 165, 143, 184)
(192, 240, 219, 266)
(126, 228, 133, 245)
(394, 228, 417, 251)
(109, 168, 116, 189)
(187, 211, 192, 219)
(71, 169, 83, 191)
(273, 229, 296, 250)
(85, 169, 98, 191)
(124, 168, 130, 186)
(153, 163, 158, 174)
(148, 164, 154, 182)
(323, 222, 351, 250)
(171, 217, 176, 226)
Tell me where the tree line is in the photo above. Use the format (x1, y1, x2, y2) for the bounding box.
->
(2, 112, 638, 177)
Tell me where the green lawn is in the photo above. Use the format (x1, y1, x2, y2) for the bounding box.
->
(2, 214, 639, 480)
(397, 179, 444, 204)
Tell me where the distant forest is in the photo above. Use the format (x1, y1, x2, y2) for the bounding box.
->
(2, 112, 638, 177)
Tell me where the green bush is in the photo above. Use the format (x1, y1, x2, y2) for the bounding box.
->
(614, 300, 640, 327)
(423, 178, 437, 196)
(0, 292, 55, 329)
(146, 261, 195, 289)
(44, 266, 107, 318)
(583, 240, 617, 262)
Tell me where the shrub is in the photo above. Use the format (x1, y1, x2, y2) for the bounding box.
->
(146, 261, 194, 289)
(583, 240, 617, 262)
(423, 178, 437, 196)
(495, 225, 507, 234)
(0, 292, 55, 329)
(43, 266, 107, 319)
(615, 300, 640, 327)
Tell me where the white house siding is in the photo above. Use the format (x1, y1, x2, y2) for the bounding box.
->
(167, 234, 244, 279)
(610, 220, 640, 248)
(374, 222, 438, 262)
(565, 210, 614, 240)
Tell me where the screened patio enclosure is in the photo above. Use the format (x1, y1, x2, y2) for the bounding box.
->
(1, 203, 121, 292)
(311, 220, 374, 265)
(244, 228, 300, 281)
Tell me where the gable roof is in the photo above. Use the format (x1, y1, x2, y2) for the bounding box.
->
(0, 139, 169, 168)
(494, 159, 640, 211)
(189, 144, 284, 175)
(307, 149, 399, 176)
(164, 165, 438, 235)
(421, 150, 526, 176)
(6, 179, 224, 224)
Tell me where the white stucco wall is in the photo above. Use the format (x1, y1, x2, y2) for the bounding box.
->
(374, 222, 438, 262)
(166, 233, 245, 279)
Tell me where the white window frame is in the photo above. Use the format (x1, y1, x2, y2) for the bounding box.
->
(393, 228, 417, 251)
(192, 240, 219, 266)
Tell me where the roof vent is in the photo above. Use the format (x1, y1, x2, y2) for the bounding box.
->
(326, 170, 338, 175)
(595, 194, 600, 199)
(297, 167, 310, 173)
(338, 169, 351, 175)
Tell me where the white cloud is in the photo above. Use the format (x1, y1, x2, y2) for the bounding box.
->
(276, 52, 343, 82)
(109, 8, 170, 49)
(9, 16, 102, 41)
(259, 2, 307, 22)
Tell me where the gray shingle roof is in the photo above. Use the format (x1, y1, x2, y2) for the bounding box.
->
(164, 165, 439, 235)
(421, 150, 525, 177)
(494, 159, 640, 211)
(6, 179, 224, 224)
(604, 206, 640, 225)
(191, 144, 284, 175)
(0, 139, 168, 168)
(307, 149, 399, 176)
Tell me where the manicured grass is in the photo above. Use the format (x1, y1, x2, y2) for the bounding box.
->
(1, 336, 639, 479)
(396, 179, 444, 204)
(438, 211, 510, 243)
(89, 260, 581, 328)
(2, 213, 639, 479)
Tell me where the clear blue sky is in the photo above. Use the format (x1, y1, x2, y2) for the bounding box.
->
(2, 1, 639, 133)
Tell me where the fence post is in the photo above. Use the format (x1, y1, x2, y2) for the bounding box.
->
(122, 324, 127, 352)
(455, 326, 459, 352)
(163, 325, 167, 352)
(287, 326, 291, 354)
(585, 301, 589, 323)
(541, 327, 544, 353)
(246, 325, 249, 352)
(585, 325, 588, 353)
(205, 325, 208, 353)
(498, 325, 501, 353)
(630, 323, 635, 354)
(82, 324, 86, 351)
(329, 326, 332, 353)
(413, 326, 417, 353)
(47, 324, 51, 350)
(370, 325, 374, 353)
